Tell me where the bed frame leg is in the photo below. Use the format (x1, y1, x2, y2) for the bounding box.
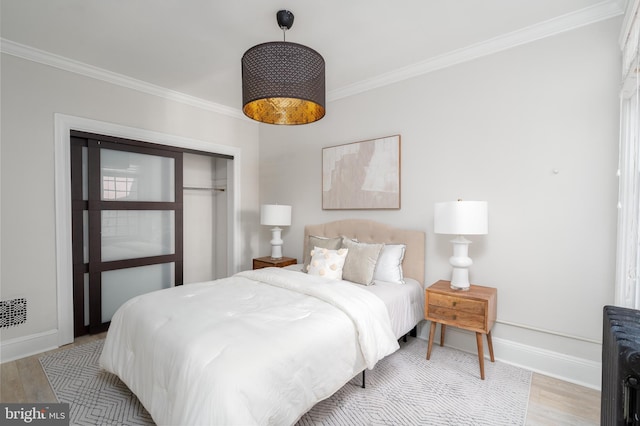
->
(410, 325, 417, 337)
(361, 370, 366, 388)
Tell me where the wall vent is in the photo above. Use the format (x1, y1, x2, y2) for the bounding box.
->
(0, 298, 27, 328)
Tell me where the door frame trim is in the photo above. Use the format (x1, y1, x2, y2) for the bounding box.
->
(54, 114, 241, 346)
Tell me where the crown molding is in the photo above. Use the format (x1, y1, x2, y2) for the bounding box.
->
(0, 38, 247, 121)
(328, 0, 625, 102)
(1, 0, 625, 110)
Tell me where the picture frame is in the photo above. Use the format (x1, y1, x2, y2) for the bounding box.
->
(322, 135, 401, 210)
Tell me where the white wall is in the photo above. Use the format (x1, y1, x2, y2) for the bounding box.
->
(0, 54, 261, 356)
(259, 17, 622, 388)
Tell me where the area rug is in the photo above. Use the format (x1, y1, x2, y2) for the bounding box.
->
(40, 337, 531, 425)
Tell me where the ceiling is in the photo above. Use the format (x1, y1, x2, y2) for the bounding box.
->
(0, 0, 627, 114)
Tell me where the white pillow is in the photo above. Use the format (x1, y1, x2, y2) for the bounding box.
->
(307, 247, 348, 280)
(373, 244, 406, 284)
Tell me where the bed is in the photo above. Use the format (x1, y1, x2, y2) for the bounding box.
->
(99, 219, 425, 425)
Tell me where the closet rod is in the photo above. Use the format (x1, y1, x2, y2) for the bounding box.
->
(183, 186, 226, 192)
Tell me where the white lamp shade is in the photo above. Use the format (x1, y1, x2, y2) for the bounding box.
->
(434, 201, 488, 235)
(260, 204, 292, 226)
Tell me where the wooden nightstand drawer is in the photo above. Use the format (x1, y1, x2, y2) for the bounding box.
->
(428, 293, 486, 315)
(427, 305, 485, 329)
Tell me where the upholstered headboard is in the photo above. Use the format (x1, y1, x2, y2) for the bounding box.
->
(303, 219, 426, 285)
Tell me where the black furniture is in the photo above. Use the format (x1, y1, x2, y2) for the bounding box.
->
(602, 305, 640, 425)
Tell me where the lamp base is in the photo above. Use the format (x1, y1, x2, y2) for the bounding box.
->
(270, 227, 284, 259)
(450, 273, 471, 291)
(450, 285, 470, 291)
(448, 235, 473, 291)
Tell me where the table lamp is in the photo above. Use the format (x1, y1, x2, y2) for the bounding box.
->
(260, 204, 292, 259)
(434, 200, 488, 290)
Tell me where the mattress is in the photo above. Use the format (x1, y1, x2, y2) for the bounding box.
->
(285, 264, 424, 339)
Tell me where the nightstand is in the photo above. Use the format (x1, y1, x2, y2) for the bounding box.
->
(425, 280, 497, 379)
(252, 256, 297, 270)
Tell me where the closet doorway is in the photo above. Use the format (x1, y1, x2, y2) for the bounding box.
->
(70, 131, 232, 337)
(183, 153, 229, 284)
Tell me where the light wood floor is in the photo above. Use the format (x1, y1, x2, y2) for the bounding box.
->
(1, 334, 601, 425)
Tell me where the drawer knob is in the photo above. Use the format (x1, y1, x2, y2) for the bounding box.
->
(452, 314, 457, 320)
(452, 301, 457, 307)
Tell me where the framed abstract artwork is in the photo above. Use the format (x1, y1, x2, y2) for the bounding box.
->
(322, 135, 401, 210)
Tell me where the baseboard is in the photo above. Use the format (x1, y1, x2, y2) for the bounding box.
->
(417, 324, 601, 390)
(490, 335, 601, 390)
(0, 329, 59, 363)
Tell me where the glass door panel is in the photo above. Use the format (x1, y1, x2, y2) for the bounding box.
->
(82, 146, 88, 200)
(84, 273, 89, 327)
(101, 210, 175, 262)
(101, 263, 175, 322)
(100, 149, 175, 202)
(83, 210, 89, 264)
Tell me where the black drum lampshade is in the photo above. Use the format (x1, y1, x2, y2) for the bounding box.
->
(241, 10, 325, 125)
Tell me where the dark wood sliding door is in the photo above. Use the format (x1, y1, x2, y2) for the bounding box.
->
(71, 131, 183, 336)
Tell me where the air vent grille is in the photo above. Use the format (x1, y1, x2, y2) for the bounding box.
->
(0, 298, 27, 328)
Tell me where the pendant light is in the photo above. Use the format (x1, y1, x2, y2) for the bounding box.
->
(242, 10, 326, 125)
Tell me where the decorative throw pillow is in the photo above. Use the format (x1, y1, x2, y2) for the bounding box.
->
(307, 247, 348, 280)
(303, 235, 343, 272)
(373, 244, 406, 284)
(341, 238, 384, 285)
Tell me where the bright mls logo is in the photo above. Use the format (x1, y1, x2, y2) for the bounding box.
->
(0, 404, 69, 425)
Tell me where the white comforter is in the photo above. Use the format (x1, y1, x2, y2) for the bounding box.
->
(99, 268, 399, 426)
